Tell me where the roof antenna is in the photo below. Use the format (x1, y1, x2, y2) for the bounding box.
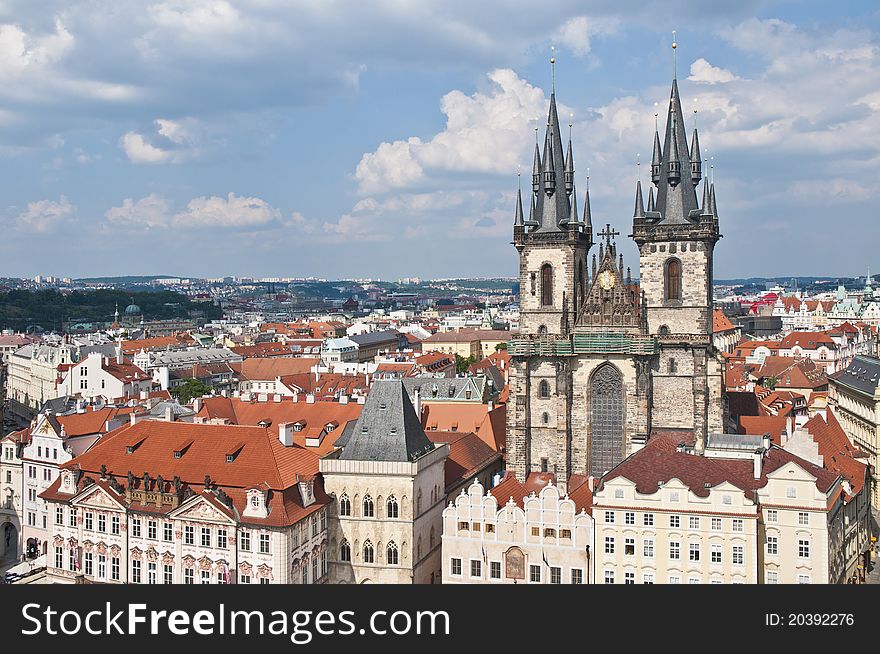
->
(672, 30, 678, 80)
(550, 46, 556, 94)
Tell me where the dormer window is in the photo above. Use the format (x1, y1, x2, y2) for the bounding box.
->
(251, 495, 259, 507)
(293, 422, 304, 432)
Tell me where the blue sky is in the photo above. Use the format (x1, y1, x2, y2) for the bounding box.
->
(1, 0, 878, 280)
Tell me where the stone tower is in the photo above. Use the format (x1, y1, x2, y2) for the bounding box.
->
(631, 76, 723, 451)
(513, 90, 592, 337)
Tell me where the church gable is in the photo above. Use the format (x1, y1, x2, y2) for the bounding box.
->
(576, 226, 643, 330)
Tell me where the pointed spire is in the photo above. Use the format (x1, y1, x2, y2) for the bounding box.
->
(701, 179, 711, 214)
(667, 83, 682, 187)
(709, 182, 717, 217)
(634, 180, 645, 218)
(647, 186, 655, 212)
(514, 181, 524, 227)
(583, 173, 592, 230)
(651, 128, 662, 185)
(563, 181, 577, 227)
(542, 120, 557, 197)
(689, 123, 702, 185)
(592, 252, 597, 278)
(564, 121, 574, 195)
(525, 190, 538, 227)
(531, 141, 541, 194)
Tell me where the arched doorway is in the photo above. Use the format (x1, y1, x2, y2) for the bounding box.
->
(1, 522, 18, 560)
(589, 363, 624, 477)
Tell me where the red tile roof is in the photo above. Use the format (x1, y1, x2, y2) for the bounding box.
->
(712, 309, 736, 333)
(239, 357, 319, 381)
(598, 432, 839, 501)
(427, 431, 501, 492)
(803, 410, 868, 497)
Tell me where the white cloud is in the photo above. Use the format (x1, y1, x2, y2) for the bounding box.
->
(173, 192, 281, 228)
(355, 68, 548, 194)
(556, 16, 618, 57)
(688, 58, 740, 84)
(0, 18, 73, 80)
(120, 118, 200, 164)
(15, 196, 74, 233)
(104, 194, 169, 228)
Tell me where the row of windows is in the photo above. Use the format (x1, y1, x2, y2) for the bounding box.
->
(603, 571, 749, 584)
(449, 558, 584, 584)
(339, 494, 407, 518)
(339, 540, 399, 565)
(603, 537, 749, 563)
(603, 512, 748, 531)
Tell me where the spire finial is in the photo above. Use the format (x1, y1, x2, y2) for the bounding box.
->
(586, 167, 590, 191)
(636, 153, 641, 182)
(672, 30, 677, 79)
(550, 46, 556, 94)
(654, 102, 659, 131)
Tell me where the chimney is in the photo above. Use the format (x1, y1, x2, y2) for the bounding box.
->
(278, 422, 294, 447)
(588, 475, 595, 492)
(306, 393, 315, 404)
(115, 344, 123, 365)
(753, 450, 763, 480)
(165, 406, 174, 422)
(413, 388, 421, 417)
(339, 395, 349, 405)
(130, 412, 140, 426)
(193, 397, 201, 414)
(762, 433, 771, 451)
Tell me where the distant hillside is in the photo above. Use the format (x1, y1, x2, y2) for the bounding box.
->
(74, 275, 177, 284)
(0, 289, 221, 332)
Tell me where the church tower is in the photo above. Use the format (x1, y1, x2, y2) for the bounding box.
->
(513, 87, 593, 337)
(631, 73, 723, 451)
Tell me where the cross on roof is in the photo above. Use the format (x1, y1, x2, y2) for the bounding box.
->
(598, 224, 619, 243)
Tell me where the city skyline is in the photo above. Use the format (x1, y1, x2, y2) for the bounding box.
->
(1, 1, 879, 280)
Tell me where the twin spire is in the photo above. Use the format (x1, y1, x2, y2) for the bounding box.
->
(516, 58, 591, 236)
(635, 64, 718, 223)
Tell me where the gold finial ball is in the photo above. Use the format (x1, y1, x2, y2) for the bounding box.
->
(672, 42, 677, 49)
(550, 57, 556, 64)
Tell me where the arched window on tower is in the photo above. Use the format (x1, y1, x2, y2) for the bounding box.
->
(386, 495, 399, 519)
(541, 264, 553, 306)
(542, 412, 550, 424)
(362, 495, 374, 518)
(668, 359, 677, 374)
(538, 380, 550, 398)
(339, 540, 351, 562)
(386, 542, 399, 566)
(339, 494, 351, 516)
(665, 258, 682, 301)
(363, 541, 374, 564)
(538, 325, 548, 336)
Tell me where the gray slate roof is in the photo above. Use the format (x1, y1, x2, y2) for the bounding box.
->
(830, 355, 880, 396)
(348, 330, 401, 347)
(339, 379, 435, 462)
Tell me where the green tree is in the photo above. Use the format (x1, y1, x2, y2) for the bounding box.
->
(169, 379, 213, 405)
(455, 353, 477, 375)
(495, 342, 508, 352)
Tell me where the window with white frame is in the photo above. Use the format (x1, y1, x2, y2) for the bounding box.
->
(643, 513, 654, 527)
(240, 531, 250, 551)
(148, 520, 157, 540)
(604, 511, 615, 524)
(767, 536, 778, 555)
(97, 555, 106, 580)
(710, 544, 722, 564)
(669, 515, 680, 528)
(605, 536, 615, 554)
(625, 512, 635, 525)
(732, 545, 744, 565)
(766, 509, 777, 522)
(98, 514, 106, 533)
(450, 558, 462, 576)
(604, 570, 614, 584)
(201, 570, 210, 584)
(669, 541, 680, 560)
(260, 533, 270, 554)
(85, 512, 94, 531)
(786, 486, 797, 499)
(766, 571, 778, 584)
(571, 569, 583, 584)
(163, 523, 173, 542)
(131, 517, 140, 537)
(201, 527, 211, 547)
(132, 560, 141, 583)
(688, 516, 700, 530)
(689, 543, 700, 561)
(798, 539, 810, 558)
(530, 565, 541, 583)
(643, 539, 654, 557)
(185, 525, 194, 545)
(798, 574, 810, 584)
(84, 552, 93, 576)
(184, 569, 194, 584)
(798, 512, 809, 525)
(164, 564, 173, 584)
(711, 517, 721, 531)
(55, 506, 63, 525)
(624, 571, 635, 584)
(490, 561, 501, 580)
(643, 573, 654, 584)
(110, 557, 118, 581)
(668, 575, 680, 584)
(625, 538, 635, 556)
(148, 561, 157, 584)
(732, 519, 743, 532)
(111, 515, 120, 535)
(218, 529, 227, 549)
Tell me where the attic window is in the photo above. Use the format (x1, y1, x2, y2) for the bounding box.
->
(325, 423, 336, 432)
(293, 422, 304, 432)
(174, 451, 183, 459)
(390, 427, 397, 435)
(379, 403, 387, 410)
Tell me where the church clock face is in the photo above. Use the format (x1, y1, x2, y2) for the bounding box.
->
(598, 269, 615, 290)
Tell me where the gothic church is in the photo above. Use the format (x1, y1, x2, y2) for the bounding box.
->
(507, 69, 725, 488)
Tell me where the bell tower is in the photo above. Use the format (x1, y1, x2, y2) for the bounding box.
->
(631, 62, 723, 451)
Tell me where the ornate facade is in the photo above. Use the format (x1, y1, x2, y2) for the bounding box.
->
(507, 73, 724, 486)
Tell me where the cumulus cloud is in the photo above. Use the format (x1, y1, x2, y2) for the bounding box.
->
(15, 196, 74, 233)
(688, 58, 740, 84)
(556, 16, 618, 57)
(104, 194, 169, 227)
(355, 69, 548, 194)
(172, 192, 281, 228)
(120, 118, 201, 164)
